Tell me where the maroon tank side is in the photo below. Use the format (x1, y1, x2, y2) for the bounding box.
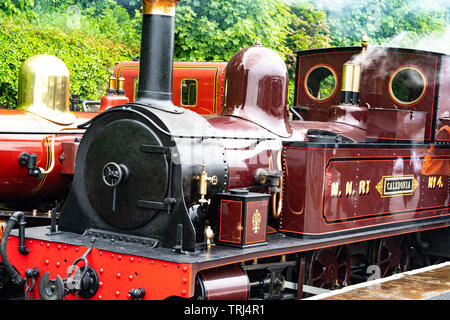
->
(280, 144, 450, 235)
(208, 116, 279, 190)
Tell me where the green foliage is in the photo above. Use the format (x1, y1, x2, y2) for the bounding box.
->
(0, 14, 137, 108)
(0, 0, 35, 17)
(1, 0, 448, 109)
(173, 0, 331, 105)
(0, 0, 142, 108)
(34, 0, 117, 15)
(284, 0, 331, 84)
(0, 0, 331, 108)
(322, 0, 448, 46)
(174, 0, 293, 61)
(287, 1, 331, 51)
(33, 0, 142, 48)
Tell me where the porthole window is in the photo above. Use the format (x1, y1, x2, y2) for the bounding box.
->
(304, 64, 337, 102)
(181, 79, 198, 106)
(389, 66, 427, 106)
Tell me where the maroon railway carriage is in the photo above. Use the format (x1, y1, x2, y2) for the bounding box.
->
(0, 0, 448, 300)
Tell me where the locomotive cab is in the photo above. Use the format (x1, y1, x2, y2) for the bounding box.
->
(293, 44, 446, 144)
(281, 45, 449, 237)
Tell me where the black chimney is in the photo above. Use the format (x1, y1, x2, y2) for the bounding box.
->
(136, 0, 180, 110)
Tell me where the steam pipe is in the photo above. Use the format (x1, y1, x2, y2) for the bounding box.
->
(0, 212, 28, 286)
(38, 134, 56, 175)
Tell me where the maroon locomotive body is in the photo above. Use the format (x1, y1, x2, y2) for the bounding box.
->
(0, 0, 448, 300)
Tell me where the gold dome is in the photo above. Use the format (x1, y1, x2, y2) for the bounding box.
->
(17, 54, 74, 125)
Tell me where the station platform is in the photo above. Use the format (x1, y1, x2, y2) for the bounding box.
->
(305, 261, 450, 300)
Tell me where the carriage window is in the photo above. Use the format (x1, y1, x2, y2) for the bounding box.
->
(389, 66, 427, 106)
(304, 65, 337, 102)
(181, 79, 198, 106)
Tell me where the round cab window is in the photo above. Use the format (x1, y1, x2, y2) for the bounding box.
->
(304, 65, 337, 102)
(389, 66, 427, 106)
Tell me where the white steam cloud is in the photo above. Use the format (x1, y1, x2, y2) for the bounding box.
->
(288, 0, 450, 54)
(384, 26, 450, 55)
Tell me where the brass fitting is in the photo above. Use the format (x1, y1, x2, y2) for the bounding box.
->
(142, 0, 180, 16)
(193, 164, 218, 205)
(204, 225, 214, 249)
(361, 35, 369, 48)
(108, 76, 116, 90)
(106, 75, 116, 94)
(18, 54, 74, 125)
(341, 63, 361, 93)
(117, 75, 125, 95)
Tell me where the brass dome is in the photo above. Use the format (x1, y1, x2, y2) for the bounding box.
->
(17, 54, 74, 125)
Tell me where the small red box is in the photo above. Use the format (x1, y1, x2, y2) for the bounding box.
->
(216, 190, 269, 248)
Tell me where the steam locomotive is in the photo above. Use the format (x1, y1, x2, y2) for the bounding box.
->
(0, 0, 448, 300)
(0, 53, 224, 221)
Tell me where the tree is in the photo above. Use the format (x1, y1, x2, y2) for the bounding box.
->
(0, 0, 35, 17)
(287, 0, 331, 52)
(317, 0, 448, 47)
(0, 0, 139, 107)
(34, 0, 118, 15)
(285, 1, 331, 77)
(174, 0, 293, 62)
(173, 0, 332, 106)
